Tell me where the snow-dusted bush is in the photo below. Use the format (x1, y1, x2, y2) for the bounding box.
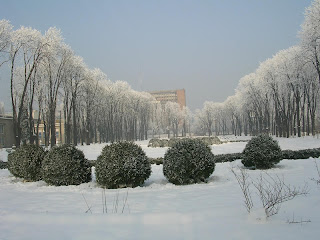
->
(95, 141, 151, 188)
(148, 137, 222, 148)
(282, 148, 320, 160)
(0, 160, 7, 169)
(214, 153, 243, 163)
(163, 139, 215, 185)
(148, 138, 169, 147)
(168, 138, 181, 147)
(7, 144, 45, 181)
(41, 144, 91, 186)
(148, 157, 163, 165)
(199, 136, 222, 145)
(242, 134, 282, 169)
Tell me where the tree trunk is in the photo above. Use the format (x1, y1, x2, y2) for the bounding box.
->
(50, 105, 56, 148)
(72, 102, 77, 145)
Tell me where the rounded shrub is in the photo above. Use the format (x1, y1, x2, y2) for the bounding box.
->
(95, 141, 151, 189)
(41, 144, 91, 186)
(163, 138, 215, 185)
(7, 144, 45, 181)
(242, 134, 282, 169)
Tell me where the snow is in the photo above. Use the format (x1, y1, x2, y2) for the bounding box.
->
(0, 148, 9, 162)
(1, 136, 320, 239)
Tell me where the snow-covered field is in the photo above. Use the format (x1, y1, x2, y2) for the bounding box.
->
(1, 136, 320, 240)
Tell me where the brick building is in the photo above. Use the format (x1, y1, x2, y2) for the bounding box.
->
(149, 89, 186, 109)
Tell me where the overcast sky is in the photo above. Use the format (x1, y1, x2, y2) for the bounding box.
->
(0, 0, 312, 111)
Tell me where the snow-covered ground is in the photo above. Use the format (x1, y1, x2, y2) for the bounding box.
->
(1, 136, 320, 240)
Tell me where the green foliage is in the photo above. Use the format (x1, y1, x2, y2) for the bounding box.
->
(214, 153, 243, 163)
(41, 144, 91, 186)
(148, 157, 164, 165)
(95, 141, 151, 188)
(242, 134, 282, 169)
(199, 136, 222, 146)
(148, 137, 222, 148)
(90, 157, 163, 166)
(148, 138, 168, 147)
(163, 138, 215, 185)
(0, 160, 7, 169)
(200, 148, 320, 164)
(282, 148, 320, 160)
(87, 160, 96, 167)
(167, 138, 181, 148)
(7, 144, 45, 181)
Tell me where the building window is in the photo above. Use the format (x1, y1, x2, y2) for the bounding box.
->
(0, 135, 4, 147)
(0, 124, 3, 134)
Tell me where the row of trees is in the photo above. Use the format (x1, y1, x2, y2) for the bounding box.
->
(195, 0, 320, 138)
(152, 101, 192, 139)
(0, 19, 193, 147)
(3, 0, 318, 145)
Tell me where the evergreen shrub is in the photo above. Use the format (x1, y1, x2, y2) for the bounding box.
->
(282, 148, 320, 160)
(41, 144, 91, 186)
(7, 144, 45, 181)
(0, 160, 8, 169)
(163, 138, 215, 185)
(148, 137, 222, 148)
(95, 141, 151, 188)
(148, 157, 164, 165)
(214, 153, 243, 163)
(242, 134, 282, 169)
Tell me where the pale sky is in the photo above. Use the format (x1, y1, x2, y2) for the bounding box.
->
(0, 0, 312, 111)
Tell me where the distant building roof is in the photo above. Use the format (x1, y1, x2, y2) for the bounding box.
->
(149, 89, 186, 109)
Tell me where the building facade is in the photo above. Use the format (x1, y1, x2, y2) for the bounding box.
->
(0, 115, 15, 148)
(0, 111, 65, 148)
(32, 110, 65, 146)
(36, 119, 65, 146)
(149, 89, 186, 109)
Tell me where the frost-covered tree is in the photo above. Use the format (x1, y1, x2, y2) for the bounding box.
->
(225, 94, 244, 136)
(300, 0, 320, 84)
(201, 101, 215, 137)
(0, 19, 12, 68)
(0, 101, 4, 115)
(181, 106, 193, 137)
(150, 102, 163, 138)
(42, 28, 73, 147)
(33, 64, 48, 145)
(9, 26, 46, 146)
(0, 20, 162, 147)
(163, 101, 182, 138)
(61, 55, 86, 144)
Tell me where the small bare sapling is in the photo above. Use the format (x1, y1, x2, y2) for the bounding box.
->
(311, 159, 320, 185)
(252, 173, 308, 217)
(82, 189, 130, 214)
(230, 167, 253, 213)
(231, 167, 309, 218)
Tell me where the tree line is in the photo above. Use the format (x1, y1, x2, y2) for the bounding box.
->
(195, 0, 320, 138)
(0, 20, 191, 147)
(2, 0, 319, 145)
